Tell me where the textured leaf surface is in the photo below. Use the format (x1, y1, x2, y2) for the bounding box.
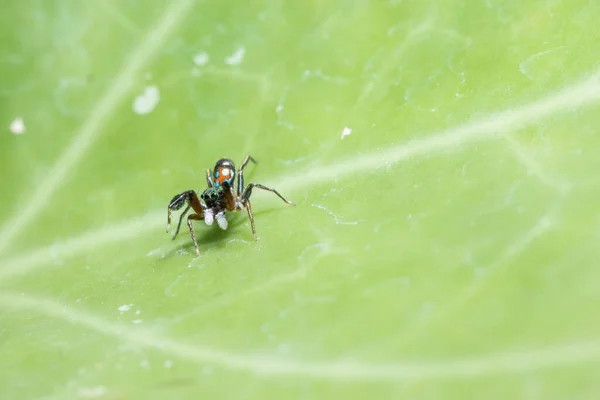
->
(1, 1, 600, 399)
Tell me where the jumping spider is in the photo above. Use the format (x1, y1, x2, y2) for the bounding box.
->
(166, 155, 295, 256)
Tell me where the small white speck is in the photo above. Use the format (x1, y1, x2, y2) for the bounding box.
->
(164, 360, 173, 368)
(77, 386, 107, 398)
(132, 319, 142, 324)
(275, 104, 284, 113)
(341, 126, 352, 139)
(193, 51, 209, 66)
(135, 310, 141, 315)
(222, 167, 230, 177)
(10, 117, 25, 135)
(75, 299, 82, 303)
(225, 46, 246, 65)
(118, 304, 133, 314)
(132, 85, 160, 115)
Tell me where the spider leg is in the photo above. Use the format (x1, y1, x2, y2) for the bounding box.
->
(187, 213, 204, 256)
(167, 191, 190, 233)
(241, 183, 294, 240)
(206, 168, 213, 187)
(242, 183, 295, 206)
(244, 199, 257, 240)
(166, 190, 204, 234)
(237, 155, 258, 196)
(172, 204, 191, 239)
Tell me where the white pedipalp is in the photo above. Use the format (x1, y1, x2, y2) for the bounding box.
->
(216, 212, 228, 230)
(204, 209, 214, 226)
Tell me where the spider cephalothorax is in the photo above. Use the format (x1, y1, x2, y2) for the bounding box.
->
(166, 155, 295, 256)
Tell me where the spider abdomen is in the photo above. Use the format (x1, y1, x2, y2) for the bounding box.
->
(213, 158, 236, 188)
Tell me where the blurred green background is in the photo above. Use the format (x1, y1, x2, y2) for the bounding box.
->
(1, 0, 600, 398)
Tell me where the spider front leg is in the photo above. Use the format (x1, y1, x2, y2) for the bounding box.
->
(166, 190, 204, 239)
(167, 191, 189, 234)
(170, 204, 191, 238)
(186, 213, 204, 256)
(241, 183, 295, 240)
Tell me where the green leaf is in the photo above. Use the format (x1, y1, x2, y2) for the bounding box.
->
(1, 0, 600, 398)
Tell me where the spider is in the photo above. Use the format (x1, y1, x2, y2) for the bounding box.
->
(166, 155, 295, 256)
